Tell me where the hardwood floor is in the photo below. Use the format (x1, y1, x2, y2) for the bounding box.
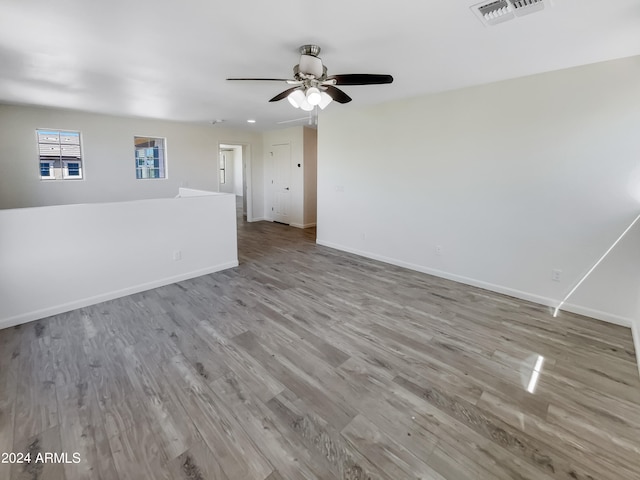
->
(1, 197, 639, 479)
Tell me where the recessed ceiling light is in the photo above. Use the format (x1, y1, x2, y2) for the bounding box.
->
(247, 119, 256, 123)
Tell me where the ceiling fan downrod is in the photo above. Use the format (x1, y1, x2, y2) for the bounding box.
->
(299, 44, 321, 57)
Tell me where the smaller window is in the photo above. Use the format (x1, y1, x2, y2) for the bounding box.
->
(40, 162, 53, 178)
(63, 161, 82, 178)
(219, 153, 226, 184)
(67, 162, 80, 176)
(135, 136, 166, 179)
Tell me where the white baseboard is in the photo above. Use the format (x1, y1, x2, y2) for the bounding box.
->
(558, 303, 632, 328)
(315, 239, 635, 328)
(249, 217, 269, 222)
(633, 322, 640, 378)
(290, 222, 317, 229)
(0, 261, 238, 330)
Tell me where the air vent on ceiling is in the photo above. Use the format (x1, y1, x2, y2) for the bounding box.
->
(476, 0, 514, 25)
(471, 0, 547, 26)
(511, 0, 546, 16)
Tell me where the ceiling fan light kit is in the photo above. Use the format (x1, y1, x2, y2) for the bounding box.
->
(287, 89, 314, 111)
(227, 45, 394, 114)
(287, 86, 332, 111)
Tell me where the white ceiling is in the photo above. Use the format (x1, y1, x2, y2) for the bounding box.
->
(1, 0, 639, 130)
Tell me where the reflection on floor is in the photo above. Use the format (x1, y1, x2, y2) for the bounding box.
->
(0, 202, 638, 480)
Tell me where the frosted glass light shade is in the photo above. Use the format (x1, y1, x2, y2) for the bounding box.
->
(287, 89, 305, 108)
(299, 99, 314, 111)
(306, 87, 321, 106)
(318, 91, 333, 110)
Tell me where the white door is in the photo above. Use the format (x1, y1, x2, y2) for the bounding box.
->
(271, 143, 291, 224)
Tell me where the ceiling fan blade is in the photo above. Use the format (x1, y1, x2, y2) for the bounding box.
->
(326, 74, 394, 86)
(324, 85, 352, 104)
(269, 86, 302, 102)
(227, 78, 291, 81)
(227, 78, 302, 86)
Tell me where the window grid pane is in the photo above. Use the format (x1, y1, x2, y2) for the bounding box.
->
(134, 137, 166, 179)
(40, 163, 51, 177)
(37, 129, 82, 180)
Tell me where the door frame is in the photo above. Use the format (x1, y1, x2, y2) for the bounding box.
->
(218, 141, 253, 222)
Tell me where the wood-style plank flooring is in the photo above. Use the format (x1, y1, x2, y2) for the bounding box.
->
(1, 198, 639, 479)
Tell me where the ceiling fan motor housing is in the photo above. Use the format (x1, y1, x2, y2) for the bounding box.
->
(297, 55, 324, 78)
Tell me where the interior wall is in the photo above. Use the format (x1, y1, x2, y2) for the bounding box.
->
(303, 127, 318, 227)
(317, 55, 640, 326)
(0, 104, 264, 215)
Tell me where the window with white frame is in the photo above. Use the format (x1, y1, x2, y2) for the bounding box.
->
(219, 152, 227, 184)
(37, 129, 83, 180)
(135, 136, 166, 179)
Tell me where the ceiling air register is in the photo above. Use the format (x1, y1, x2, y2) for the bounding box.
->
(471, 0, 547, 26)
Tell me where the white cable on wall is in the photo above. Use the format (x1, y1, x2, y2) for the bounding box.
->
(553, 212, 640, 317)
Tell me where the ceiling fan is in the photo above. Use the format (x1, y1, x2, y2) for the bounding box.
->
(227, 45, 393, 111)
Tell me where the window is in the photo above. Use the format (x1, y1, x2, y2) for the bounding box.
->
(219, 152, 226, 184)
(135, 136, 166, 179)
(40, 162, 53, 178)
(37, 129, 83, 180)
(66, 162, 80, 177)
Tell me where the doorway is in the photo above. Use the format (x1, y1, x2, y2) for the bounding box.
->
(219, 143, 251, 221)
(271, 143, 292, 225)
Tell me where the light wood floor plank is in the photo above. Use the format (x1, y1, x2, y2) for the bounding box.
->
(10, 426, 66, 480)
(167, 441, 229, 480)
(12, 325, 58, 449)
(158, 354, 274, 480)
(106, 419, 171, 480)
(341, 413, 446, 480)
(0, 327, 21, 480)
(56, 380, 118, 480)
(394, 374, 609, 480)
(120, 344, 203, 461)
(266, 391, 391, 480)
(211, 372, 336, 480)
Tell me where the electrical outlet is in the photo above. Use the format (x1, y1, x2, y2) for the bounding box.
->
(173, 250, 182, 261)
(435, 245, 443, 256)
(552, 269, 561, 282)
